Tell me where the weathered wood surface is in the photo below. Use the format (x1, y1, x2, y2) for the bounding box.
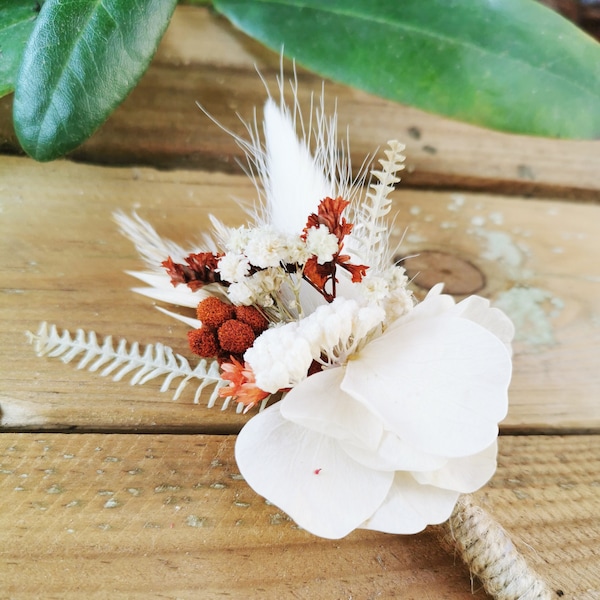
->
(1, 6, 599, 599)
(1, 157, 599, 433)
(1, 433, 597, 599)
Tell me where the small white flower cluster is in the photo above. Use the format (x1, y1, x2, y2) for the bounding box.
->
(214, 220, 347, 314)
(304, 225, 339, 264)
(222, 225, 309, 269)
(213, 214, 415, 394)
(245, 298, 386, 393)
(227, 269, 288, 308)
(357, 266, 414, 324)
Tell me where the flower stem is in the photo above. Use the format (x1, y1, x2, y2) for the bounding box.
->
(439, 495, 552, 600)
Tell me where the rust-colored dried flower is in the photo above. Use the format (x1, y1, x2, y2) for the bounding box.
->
(234, 305, 269, 334)
(217, 320, 256, 355)
(303, 196, 353, 242)
(187, 327, 219, 357)
(196, 296, 235, 329)
(301, 197, 368, 302)
(162, 252, 223, 292)
(219, 357, 269, 410)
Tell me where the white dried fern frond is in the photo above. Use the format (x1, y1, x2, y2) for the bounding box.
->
(26, 322, 235, 409)
(349, 140, 406, 271)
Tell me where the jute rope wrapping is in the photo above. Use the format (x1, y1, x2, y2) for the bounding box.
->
(442, 495, 553, 600)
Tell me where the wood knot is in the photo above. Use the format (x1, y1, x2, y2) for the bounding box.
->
(398, 250, 485, 296)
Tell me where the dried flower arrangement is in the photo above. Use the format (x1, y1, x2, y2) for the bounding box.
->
(28, 75, 551, 599)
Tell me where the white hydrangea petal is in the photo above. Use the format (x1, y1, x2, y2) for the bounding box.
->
(280, 367, 383, 450)
(361, 472, 460, 534)
(451, 295, 515, 355)
(235, 403, 394, 539)
(339, 431, 447, 472)
(411, 440, 498, 494)
(342, 315, 511, 458)
(408, 284, 454, 318)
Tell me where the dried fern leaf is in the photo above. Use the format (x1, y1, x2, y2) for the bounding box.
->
(26, 322, 231, 407)
(350, 140, 406, 270)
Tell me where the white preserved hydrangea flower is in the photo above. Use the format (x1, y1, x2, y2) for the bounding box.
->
(236, 286, 514, 539)
(115, 83, 516, 550)
(304, 225, 340, 264)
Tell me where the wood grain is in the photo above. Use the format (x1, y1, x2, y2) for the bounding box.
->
(0, 433, 597, 599)
(1, 156, 599, 433)
(1, 6, 600, 199)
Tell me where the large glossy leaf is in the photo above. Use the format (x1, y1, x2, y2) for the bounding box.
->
(0, 1, 41, 97)
(214, 0, 600, 139)
(13, 0, 177, 161)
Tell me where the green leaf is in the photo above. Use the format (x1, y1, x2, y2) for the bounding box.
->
(13, 0, 178, 161)
(0, 1, 41, 98)
(214, 0, 600, 139)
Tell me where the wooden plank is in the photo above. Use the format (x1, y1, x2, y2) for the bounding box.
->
(0, 158, 250, 434)
(0, 433, 482, 599)
(1, 156, 599, 432)
(1, 6, 599, 199)
(0, 432, 596, 599)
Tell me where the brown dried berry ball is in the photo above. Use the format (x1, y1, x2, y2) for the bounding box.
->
(217, 320, 256, 355)
(187, 327, 219, 357)
(196, 296, 235, 329)
(234, 305, 269, 334)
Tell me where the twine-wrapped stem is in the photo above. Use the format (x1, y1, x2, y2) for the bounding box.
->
(441, 495, 552, 600)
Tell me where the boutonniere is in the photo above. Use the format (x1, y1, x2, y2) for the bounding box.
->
(29, 77, 550, 599)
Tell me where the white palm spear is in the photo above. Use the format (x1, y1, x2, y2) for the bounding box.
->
(113, 211, 203, 311)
